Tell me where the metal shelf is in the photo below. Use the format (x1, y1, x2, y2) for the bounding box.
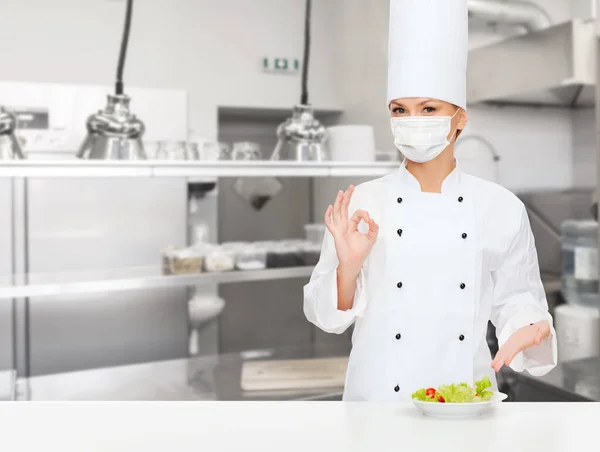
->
(0, 161, 399, 178)
(0, 266, 314, 300)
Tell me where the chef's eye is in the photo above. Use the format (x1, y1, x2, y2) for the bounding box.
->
(423, 107, 436, 113)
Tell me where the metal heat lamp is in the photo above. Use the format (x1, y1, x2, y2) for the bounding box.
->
(77, 0, 146, 160)
(0, 106, 25, 159)
(271, 0, 328, 161)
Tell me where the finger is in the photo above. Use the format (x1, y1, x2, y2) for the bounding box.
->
(349, 210, 371, 232)
(339, 187, 353, 231)
(332, 190, 343, 226)
(324, 205, 333, 228)
(491, 353, 503, 372)
(325, 205, 340, 238)
(366, 220, 379, 241)
(505, 350, 519, 367)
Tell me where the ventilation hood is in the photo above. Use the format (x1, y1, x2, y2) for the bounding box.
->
(467, 19, 597, 108)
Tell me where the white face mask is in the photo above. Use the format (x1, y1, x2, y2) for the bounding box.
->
(390, 109, 460, 163)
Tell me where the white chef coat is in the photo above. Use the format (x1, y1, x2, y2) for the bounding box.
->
(304, 160, 558, 401)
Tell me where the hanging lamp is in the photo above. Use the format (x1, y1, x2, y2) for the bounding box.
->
(77, 0, 146, 160)
(271, 0, 327, 161)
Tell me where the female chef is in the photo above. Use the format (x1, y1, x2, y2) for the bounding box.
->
(303, 0, 557, 401)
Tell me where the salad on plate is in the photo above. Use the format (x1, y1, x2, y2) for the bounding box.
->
(412, 376, 494, 403)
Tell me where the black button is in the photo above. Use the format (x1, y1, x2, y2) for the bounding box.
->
(395, 333, 401, 340)
(394, 385, 400, 392)
(397, 197, 403, 203)
(462, 233, 467, 239)
(397, 229, 403, 237)
(458, 196, 464, 203)
(397, 282, 403, 288)
(459, 335, 465, 341)
(460, 283, 466, 289)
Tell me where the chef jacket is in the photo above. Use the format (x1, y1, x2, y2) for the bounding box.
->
(304, 160, 558, 401)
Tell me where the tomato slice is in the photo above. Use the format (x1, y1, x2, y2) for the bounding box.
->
(425, 388, 436, 398)
(437, 395, 445, 403)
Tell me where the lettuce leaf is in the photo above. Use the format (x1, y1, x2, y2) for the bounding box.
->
(411, 388, 437, 402)
(437, 382, 477, 403)
(412, 377, 495, 403)
(475, 375, 492, 395)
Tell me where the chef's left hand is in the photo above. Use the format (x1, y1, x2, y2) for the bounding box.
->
(491, 320, 551, 372)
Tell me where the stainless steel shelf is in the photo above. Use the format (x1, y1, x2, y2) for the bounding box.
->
(0, 161, 399, 178)
(0, 266, 315, 300)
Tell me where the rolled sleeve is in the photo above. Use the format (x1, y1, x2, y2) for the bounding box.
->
(491, 204, 558, 376)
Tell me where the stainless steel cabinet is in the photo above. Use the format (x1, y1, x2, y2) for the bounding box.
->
(10, 177, 189, 376)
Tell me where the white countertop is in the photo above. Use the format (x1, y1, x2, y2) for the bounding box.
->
(0, 401, 597, 451)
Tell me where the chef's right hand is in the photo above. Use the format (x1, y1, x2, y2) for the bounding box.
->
(324, 185, 379, 280)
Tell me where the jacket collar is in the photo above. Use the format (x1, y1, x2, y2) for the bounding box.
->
(398, 158, 463, 195)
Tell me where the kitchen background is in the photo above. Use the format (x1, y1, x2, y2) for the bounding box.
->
(0, 0, 598, 401)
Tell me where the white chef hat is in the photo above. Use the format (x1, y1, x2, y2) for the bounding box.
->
(387, 0, 469, 110)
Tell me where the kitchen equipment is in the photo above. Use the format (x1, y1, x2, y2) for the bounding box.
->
(77, 0, 147, 160)
(184, 142, 200, 160)
(304, 223, 326, 245)
(468, 20, 595, 107)
(326, 125, 376, 162)
(202, 141, 230, 160)
(188, 295, 225, 329)
(271, 104, 328, 161)
(231, 142, 261, 160)
(77, 94, 146, 160)
(231, 177, 282, 210)
(266, 242, 304, 268)
(561, 219, 600, 307)
(156, 140, 187, 160)
(413, 392, 508, 419)
(143, 140, 160, 159)
(270, 0, 328, 162)
(191, 223, 210, 245)
(454, 135, 500, 184)
(0, 106, 25, 159)
(235, 245, 267, 271)
(162, 247, 203, 275)
(0, 80, 188, 375)
(555, 304, 600, 362)
(204, 245, 236, 273)
(240, 356, 348, 391)
(300, 241, 321, 266)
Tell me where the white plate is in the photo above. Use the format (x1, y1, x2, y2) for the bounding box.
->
(413, 392, 508, 419)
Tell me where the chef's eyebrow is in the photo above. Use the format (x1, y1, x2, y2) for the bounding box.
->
(390, 99, 438, 108)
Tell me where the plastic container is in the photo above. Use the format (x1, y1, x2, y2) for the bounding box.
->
(204, 245, 236, 272)
(162, 247, 203, 275)
(231, 142, 261, 161)
(300, 241, 321, 266)
(304, 224, 326, 245)
(236, 246, 267, 271)
(267, 242, 302, 268)
(561, 219, 600, 307)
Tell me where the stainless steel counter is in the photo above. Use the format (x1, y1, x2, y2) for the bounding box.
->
(20, 345, 349, 401)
